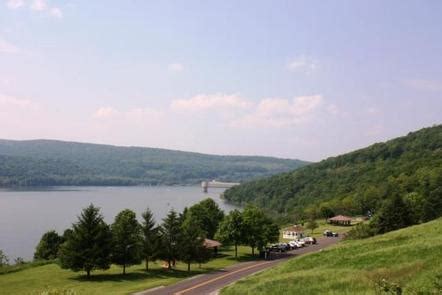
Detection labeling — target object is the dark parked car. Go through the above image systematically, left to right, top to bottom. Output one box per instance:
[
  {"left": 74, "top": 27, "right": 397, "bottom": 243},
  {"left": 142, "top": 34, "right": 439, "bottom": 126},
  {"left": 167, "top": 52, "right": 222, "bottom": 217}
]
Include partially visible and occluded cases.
[{"left": 323, "top": 230, "right": 339, "bottom": 237}]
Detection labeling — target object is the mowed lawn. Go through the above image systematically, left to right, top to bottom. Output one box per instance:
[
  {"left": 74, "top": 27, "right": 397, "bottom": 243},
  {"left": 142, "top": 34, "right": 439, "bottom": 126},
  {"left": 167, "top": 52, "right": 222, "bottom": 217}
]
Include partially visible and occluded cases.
[
  {"left": 223, "top": 218, "right": 442, "bottom": 294},
  {"left": 0, "top": 245, "right": 255, "bottom": 295}
]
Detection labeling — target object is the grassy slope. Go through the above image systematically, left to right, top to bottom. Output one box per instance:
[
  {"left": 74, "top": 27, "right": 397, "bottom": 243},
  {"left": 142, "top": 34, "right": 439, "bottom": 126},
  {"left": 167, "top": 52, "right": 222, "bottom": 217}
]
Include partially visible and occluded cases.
[
  {"left": 0, "top": 139, "right": 308, "bottom": 186},
  {"left": 222, "top": 218, "right": 442, "bottom": 294},
  {"left": 0, "top": 246, "right": 255, "bottom": 295}
]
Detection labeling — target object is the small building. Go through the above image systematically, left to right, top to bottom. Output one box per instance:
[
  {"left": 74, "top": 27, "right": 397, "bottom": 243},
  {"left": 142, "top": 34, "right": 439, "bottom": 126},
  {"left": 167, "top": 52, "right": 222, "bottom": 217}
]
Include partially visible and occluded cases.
[
  {"left": 328, "top": 215, "right": 352, "bottom": 226},
  {"left": 282, "top": 225, "right": 304, "bottom": 239},
  {"left": 204, "top": 238, "right": 222, "bottom": 254}
]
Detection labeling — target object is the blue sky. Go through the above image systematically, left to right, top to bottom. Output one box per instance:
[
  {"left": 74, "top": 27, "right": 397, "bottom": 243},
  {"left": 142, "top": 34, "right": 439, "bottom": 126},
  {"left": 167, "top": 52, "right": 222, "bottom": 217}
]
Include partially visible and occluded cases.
[{"left": 1, "top": 0, "right": 441, "bottom": 161}]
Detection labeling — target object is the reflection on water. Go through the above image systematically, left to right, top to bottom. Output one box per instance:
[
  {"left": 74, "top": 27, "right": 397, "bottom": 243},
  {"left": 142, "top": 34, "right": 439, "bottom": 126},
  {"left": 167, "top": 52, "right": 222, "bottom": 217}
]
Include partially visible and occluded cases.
[{"left": 0, "top": 186, "right": 238, "bottom": 260}]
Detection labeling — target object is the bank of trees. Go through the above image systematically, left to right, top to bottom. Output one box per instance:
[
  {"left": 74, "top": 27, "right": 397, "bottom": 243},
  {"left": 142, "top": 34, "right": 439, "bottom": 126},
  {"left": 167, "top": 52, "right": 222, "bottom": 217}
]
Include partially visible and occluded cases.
[
  {"left": 225, "top": 125, "right": 442, "bottom": 231},
  {"left": 33, "top": 198, "right": 279, "bottom": 278}
]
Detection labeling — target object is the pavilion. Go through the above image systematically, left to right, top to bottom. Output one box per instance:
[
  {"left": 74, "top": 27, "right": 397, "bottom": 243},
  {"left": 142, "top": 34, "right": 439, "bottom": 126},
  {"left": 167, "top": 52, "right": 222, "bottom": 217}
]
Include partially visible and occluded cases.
[{"left": 328, "top": 215, "right": 352, "bottom": 226}]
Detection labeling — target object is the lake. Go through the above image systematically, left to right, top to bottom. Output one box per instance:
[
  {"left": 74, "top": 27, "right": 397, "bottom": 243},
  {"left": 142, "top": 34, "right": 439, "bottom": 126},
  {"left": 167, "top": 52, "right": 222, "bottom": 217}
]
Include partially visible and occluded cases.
[{"left": 0, "top": 186, "right": 238, "bottom": 261}]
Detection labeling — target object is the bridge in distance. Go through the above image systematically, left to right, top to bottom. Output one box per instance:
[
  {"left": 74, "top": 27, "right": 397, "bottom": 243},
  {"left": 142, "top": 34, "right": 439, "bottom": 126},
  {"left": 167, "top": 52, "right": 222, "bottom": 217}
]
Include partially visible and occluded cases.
[{"left": 201, "top": 180, "right": 240, "bottom": 193}]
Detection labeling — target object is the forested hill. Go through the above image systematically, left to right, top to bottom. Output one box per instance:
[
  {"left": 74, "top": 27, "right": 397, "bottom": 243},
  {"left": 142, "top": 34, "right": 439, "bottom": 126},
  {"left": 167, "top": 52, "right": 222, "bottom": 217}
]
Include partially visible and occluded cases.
[
  {"left": 224, "top": 125, "right": 442, "bottom": 217},
  {"left": 0, "top": 140, "right": 308, "bottom": 187}
]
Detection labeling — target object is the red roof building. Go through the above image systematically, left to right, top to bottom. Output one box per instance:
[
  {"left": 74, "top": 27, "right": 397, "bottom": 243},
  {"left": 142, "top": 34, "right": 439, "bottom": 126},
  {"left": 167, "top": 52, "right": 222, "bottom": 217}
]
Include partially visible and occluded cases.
[{"left": 328, "top": 215, "right": 352, "bottom": 226}]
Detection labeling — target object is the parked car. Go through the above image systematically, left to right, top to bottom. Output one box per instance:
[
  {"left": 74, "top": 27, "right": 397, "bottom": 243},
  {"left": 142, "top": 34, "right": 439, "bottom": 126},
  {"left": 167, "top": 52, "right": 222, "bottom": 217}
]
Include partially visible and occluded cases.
[
  {"left": 323, "top": 230, "right": 339, "bottom": 237},
  {"left": 323, "top": 230, "right": 332, "bottom": 237},
  {"left": 304, "top": 237, "right": 317, "bottom": 244},
  {"left": 296, "top": 239, "right": 306, "bottom": 247},
  {"left": 288, "top": 241, "right": 299, "bottom": 249},
  {"left": 269, "top": 243, "right": 289, "bottom": 252}
]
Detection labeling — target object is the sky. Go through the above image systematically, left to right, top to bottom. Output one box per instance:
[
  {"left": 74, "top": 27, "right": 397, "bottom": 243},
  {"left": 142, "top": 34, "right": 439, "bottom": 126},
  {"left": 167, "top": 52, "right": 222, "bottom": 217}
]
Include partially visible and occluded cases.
[{"left": 0, "top": 0, "right": 441, "bottom": 161}]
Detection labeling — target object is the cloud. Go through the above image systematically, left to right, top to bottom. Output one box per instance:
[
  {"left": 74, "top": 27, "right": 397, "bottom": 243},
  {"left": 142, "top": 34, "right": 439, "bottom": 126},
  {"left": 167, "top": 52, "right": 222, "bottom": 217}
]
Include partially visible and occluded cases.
[
  {"left": 6, "top": 0, "right": 24, "bottom": 9},
  {"left": 6, "top": 0, "right": 63, "bottom": 18},
  {"left": 30, "top": 0, "right": 46, "bottom": 11},
  {"left": 49, "top": 7, "right": 62, "bottom": 18},
  {"left": 0, "top": 38, "right": 19, "bottom": 54},
  {"left": 287, "top": 56, "right": 318, "bottom": 74},
  {"left": 168, "top": 63, "right": 184, "bottom": 72},
  {"left": 406, "top": 79, "right": 442, "bottom": 92},
  {"left": 0, "top": 93, "right": 38, "bottom": 110},
  {"left": 171, "top": 93, "right": 252, "bottom": 112},
  {"left": 232, "top": 95, "right": 323, "bottom": 128},
  {"left": 93, "top": 106, "right": 163, "bottom": 121},
  {"left": 93, "top": 107, "right": 119, "bottom": 119}
]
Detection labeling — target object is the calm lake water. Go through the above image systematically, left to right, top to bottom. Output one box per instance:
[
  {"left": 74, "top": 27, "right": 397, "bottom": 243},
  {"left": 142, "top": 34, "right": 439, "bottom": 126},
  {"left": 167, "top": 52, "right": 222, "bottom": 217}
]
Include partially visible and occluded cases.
[{"left": 0, "top": 186, "right": 238, "bottom": 260}]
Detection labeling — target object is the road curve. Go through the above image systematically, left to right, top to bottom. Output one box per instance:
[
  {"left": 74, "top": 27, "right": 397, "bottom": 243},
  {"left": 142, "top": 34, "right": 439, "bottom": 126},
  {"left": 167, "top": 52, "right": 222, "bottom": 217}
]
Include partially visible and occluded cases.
[{"left": 136, "top": 237, "right": 341, "bottom": 295}]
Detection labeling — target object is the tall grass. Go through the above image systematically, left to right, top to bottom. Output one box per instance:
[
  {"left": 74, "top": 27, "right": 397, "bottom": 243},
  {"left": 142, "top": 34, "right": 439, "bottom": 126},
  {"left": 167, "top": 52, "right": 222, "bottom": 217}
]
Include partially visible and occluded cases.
[{"left": 222, "top": 218, "right": 442, "bottom": 294}]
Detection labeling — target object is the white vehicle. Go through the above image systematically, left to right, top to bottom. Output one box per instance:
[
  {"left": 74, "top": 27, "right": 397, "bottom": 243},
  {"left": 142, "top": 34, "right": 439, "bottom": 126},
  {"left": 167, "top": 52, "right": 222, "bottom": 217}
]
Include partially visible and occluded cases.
[
  {"left": 296, "top": 239, "right": 306, "bottom": 247},
  {"left": 288, "top": 241, "right": 299, "bottom": 249}
]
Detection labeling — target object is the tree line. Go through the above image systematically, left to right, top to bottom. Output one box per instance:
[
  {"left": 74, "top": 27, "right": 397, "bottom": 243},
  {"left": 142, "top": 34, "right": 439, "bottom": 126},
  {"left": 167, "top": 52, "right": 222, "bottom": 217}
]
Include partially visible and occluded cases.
[
  {"left": 224, "top": 125, "right": 442, "bottom": 232},
  {"left": 32, "top": 198, "right": 279, "bottom": 278}
]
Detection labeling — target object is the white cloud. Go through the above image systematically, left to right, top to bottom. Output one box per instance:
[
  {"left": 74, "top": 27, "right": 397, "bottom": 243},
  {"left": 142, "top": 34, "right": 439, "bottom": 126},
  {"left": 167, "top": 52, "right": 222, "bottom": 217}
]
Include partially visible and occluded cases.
[
  {"left": 6, "top": 0, "right": 24, "bottom": 9},
  {"left": 7, "top": 0, "right": 63, "bottom": 18},
  {"left": 30, "top": 0, "right": 46, "bottom": 11},
  {"left": 49, "top": 7, "right": 62, "bottom": 18},
  {"left": 0, "top": 38, "right": 19, "bottom": 54},
  {"left": 287, "top": 56, "right": 318, "bottom": 74},
  {"left": 168, "top": 63, "right": 184, "bottom": 72},
  {"left": 0, "top": 93, "right": 37, "bottom": 109},
  {"left": 171, "top": 93, "right": 252, "bottom": 112},
  {"left": 232, "top": 95, "right": 323, "bottom": 128},
  {"left": 93, "top": 106, "right": 163, "bottom": 121},
  {"left": 93, "top": 107, "right": 119, "bottom": 119},
  {"left": 367, "top": 107, "right": 380, "bottom": 115}
]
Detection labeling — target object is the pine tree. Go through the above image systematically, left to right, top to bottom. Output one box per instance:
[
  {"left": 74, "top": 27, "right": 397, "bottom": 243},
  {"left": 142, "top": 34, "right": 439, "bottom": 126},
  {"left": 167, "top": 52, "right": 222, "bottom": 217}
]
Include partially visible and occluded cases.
[
  {"left": 59, "top": 204, "right": 112, "bottom": 278},
  {"left": 141, "top": 208, "right": 159, "bottom": 271},
  {"left": 111, "top": 209, "right": 142, "bottom": 275},
  {"left": 158, "top": 209, "right": 181, "bottom": 270},
  {"left": 180, "top": 216, "right": 205, "bottom": 272}
]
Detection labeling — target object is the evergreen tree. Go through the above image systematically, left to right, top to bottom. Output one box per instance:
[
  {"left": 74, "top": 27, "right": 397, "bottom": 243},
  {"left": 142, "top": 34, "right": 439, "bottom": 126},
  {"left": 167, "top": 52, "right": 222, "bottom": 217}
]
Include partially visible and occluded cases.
[
  {"left": 371, "top": 194, "right": 413, "bottom": 234},
  {"left": 59, "top": 204, "right": 112, "bottom": 278},
  {"left": 141, "top": 208, "right": 159, "bottom": 271},
  {"left": 111, "top": 209, "right": 142, "bottom": 275},
  {"left": 158, "top": 209, "right": 181, "bottom": 269},
  {"left": 215, "top": 209, "right": 244, "bottom": 258},
  {"left": 180, "top": 216, "right": 205, "bottom": 272},
  {"left": 34, "top": 230, "right": 63, "bottom": 260}
]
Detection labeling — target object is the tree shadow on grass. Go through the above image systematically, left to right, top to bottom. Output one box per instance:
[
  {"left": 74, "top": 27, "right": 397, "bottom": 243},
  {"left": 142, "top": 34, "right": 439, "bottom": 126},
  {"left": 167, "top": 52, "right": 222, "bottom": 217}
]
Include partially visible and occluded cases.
[{"left": 69, "top": 268, "right": 204, "bottom": 282}]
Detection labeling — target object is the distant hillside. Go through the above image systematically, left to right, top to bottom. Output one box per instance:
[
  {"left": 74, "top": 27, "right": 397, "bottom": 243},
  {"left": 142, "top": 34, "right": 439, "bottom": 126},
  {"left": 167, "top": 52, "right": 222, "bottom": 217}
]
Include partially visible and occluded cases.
[
  {"left": 224, "top": 125, "right": 442, "bottom": 216},
  {"left": 0, "top": 140, "right": 308, "bottom": 187},
  {"left": 222, "top": 218, "right": 442, "bottom": 294}
]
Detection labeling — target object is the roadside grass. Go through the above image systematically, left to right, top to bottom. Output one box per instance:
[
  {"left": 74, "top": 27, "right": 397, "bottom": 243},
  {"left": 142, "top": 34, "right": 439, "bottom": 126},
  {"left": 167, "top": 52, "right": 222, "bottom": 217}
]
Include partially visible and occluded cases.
[
  {"left": 222, "top": 218, "right": 442, "bottom": 295},
  {"left": 0, "top": 245, "right": 256, "bottom": 295}
]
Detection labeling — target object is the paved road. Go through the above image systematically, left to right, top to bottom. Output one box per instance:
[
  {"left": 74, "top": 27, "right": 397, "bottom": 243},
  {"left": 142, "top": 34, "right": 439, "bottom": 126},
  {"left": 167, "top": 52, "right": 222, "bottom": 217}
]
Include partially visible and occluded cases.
[{"left": 136, "top": 237, "right": 341, "bottom": 295}]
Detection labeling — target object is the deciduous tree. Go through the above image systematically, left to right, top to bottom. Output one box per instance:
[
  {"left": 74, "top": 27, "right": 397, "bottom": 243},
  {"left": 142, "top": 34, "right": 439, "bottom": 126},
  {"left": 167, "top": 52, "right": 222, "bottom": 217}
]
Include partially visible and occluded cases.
[{"left": 111, "top": 209, "right": 143, "bottom": 275}]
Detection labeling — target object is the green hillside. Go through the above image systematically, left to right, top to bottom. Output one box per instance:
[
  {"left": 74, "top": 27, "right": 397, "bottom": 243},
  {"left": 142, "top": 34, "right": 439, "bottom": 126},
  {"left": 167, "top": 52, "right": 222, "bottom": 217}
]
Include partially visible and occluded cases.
[
  {"left": 224, "top": 125, "right": 442, "bottom": 218},
  {"left": 0, "top": 139, "right": 308, "bottom": 187},
  {"left": 222, "top": 218, "right": 442, "bottom": 295}
]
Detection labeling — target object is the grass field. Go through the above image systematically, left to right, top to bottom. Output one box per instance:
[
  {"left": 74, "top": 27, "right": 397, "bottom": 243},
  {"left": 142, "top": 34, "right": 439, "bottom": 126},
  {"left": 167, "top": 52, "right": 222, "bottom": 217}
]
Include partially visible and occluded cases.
[
  {"left": 223, "top": 218, "right": 442, "bottom": 295},
  {"left": 0, "top": 245, "right": 255, "bottom": 295}
]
